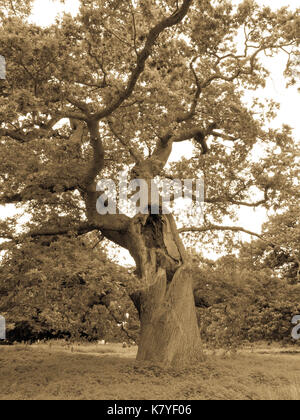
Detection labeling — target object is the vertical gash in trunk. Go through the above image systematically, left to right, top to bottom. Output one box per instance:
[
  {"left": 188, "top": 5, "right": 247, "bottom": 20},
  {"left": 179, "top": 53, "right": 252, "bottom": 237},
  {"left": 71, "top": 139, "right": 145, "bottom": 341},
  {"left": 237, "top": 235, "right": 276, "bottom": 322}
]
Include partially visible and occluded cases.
[{"left": 129, "top": 213, "right": 201, "bottom": 367}]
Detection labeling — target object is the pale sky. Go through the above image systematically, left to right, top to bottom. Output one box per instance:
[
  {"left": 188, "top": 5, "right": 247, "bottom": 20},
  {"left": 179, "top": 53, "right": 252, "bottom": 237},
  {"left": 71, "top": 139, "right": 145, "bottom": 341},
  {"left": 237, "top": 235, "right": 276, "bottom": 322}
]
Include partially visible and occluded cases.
[{"left": 1, "top": 0, "right": 299, "bottom": 262}]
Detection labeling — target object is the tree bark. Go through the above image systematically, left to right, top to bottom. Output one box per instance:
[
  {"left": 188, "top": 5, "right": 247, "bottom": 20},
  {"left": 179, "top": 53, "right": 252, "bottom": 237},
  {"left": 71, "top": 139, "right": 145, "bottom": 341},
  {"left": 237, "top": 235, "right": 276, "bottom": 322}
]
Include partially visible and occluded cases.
[
  {"left": 81, "top": 117, "right": 201, "bottom": 367},
  {"left": 128, "top": 213, "right": 201, "bottom": 367}
]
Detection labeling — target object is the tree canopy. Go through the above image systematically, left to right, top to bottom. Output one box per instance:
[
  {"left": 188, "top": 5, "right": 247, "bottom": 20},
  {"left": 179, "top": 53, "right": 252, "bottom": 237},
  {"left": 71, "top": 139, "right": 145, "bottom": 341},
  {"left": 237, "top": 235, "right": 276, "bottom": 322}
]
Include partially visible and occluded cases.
[{"left": 0, "top": 0, "right": 299, "bottom": 248}]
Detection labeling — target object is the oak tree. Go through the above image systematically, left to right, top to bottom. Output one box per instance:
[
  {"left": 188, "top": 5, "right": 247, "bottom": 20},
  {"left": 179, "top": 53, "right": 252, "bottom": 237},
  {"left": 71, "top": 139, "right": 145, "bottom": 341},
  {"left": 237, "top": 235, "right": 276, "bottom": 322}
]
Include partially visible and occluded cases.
[{"left": 0, "top": 0, "right": 299, "bottom": 365}]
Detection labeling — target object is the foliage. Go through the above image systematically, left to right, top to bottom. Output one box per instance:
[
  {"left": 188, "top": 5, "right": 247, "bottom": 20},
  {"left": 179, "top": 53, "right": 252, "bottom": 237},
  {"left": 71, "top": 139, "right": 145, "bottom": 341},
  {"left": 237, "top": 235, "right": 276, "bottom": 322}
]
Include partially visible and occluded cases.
[
  {"left": 0, "top": 0, "right": 299, "bottom": 250},
  {"left": 260, "top": 205, "right": 300, "bottom": 283},
  {"left": 0, "top": 235, "right": 139, "bottom": 342},
  {"left": 193, "top": 254, "right": 300, "bottom": 348}
]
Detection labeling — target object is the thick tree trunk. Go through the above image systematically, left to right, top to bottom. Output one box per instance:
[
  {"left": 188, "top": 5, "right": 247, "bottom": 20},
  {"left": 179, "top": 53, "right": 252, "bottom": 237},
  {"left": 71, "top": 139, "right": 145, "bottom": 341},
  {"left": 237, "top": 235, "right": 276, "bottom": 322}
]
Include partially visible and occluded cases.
[
  {"left": 128, "top": 213, "right": 201, "bottom": 367},
  {"left": 135, "top": 267, "right": 201, "bottom": 367}
]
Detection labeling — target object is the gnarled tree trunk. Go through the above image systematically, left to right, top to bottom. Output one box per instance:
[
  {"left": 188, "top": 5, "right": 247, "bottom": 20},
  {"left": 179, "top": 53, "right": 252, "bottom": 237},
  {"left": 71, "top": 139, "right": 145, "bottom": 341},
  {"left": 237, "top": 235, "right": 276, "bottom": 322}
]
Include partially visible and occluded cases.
[{"left": 128, "top": 213, "right": 201, "bottom": 367}]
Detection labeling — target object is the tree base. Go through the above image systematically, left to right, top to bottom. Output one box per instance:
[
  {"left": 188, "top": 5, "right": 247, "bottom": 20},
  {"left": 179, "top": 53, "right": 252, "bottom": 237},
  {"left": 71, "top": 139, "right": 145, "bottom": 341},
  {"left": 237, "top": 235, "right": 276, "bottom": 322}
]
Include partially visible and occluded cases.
[{"left": 135, "top": 266, "right": 202, "bottom": 368}]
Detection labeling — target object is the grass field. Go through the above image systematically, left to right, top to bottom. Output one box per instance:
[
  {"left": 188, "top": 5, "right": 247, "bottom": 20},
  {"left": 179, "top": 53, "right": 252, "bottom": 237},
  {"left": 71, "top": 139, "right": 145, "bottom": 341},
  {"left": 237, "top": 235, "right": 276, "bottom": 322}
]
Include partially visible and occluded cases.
[{"left": 1, "top": 342, "right": 300, "bottom": 400}]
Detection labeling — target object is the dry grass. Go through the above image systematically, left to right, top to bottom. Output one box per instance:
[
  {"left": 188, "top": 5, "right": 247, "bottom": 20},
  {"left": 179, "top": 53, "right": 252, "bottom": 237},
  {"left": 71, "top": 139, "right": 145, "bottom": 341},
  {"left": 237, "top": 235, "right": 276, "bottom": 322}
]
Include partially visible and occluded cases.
[{"left": 1, "top": 342, "right": 300, "bottom": 400}]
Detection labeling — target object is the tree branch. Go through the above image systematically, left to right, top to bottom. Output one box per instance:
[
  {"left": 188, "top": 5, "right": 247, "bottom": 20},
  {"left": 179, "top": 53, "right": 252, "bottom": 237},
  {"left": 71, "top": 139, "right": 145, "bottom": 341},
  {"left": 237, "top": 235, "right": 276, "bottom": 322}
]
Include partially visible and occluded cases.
[
  {"left": 93, "top": 0, "right": 193, "bottom": 121},
  {"left": 176, "top": 57, "right": 201, "bottom": 123},
  {"left": 66, "top": 97, "right": 91, "bottom": 116},
  {"left": 0, "top": 116, "right": 61, "bottom": 143},
  {"left": 107, "top": 119, "right": 143, "bottom": 163},
  {"left": 211, "top": 130, "right": 239, "bottom": 142},
  {"left": 0, "top": 184, "right": 78, "bottom": 205},
  {"left": 205, "top": 186, "right": 270, "bottom": 207},
  {"left": 0, "top": 216, "right": 131, "bottom": 248},
  {"left": 179, "top": 224, "right": 263, "bottom": 239}
]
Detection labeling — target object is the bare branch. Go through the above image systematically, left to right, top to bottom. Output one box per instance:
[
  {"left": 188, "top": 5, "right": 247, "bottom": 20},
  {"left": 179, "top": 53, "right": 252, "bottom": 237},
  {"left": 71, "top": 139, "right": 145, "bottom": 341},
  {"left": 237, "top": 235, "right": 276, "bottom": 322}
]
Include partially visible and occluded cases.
[{"left": 179, "top": 224, "right": 263, "bottom": 239}]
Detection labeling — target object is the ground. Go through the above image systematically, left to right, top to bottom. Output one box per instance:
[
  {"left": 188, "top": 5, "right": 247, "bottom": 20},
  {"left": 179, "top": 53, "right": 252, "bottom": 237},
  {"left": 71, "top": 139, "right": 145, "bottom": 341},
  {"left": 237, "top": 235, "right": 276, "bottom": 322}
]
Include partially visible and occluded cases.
[{"left": 1, "top": 342, "right": 300, "bottom": 400}]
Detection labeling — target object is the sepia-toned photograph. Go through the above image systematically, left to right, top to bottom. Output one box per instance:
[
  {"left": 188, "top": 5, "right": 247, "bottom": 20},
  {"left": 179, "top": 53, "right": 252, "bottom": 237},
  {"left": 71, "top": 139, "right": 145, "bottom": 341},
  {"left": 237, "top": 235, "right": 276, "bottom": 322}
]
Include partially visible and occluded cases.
[{"left": 0, "top": 0, "right": 299, "bottom": 403}]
